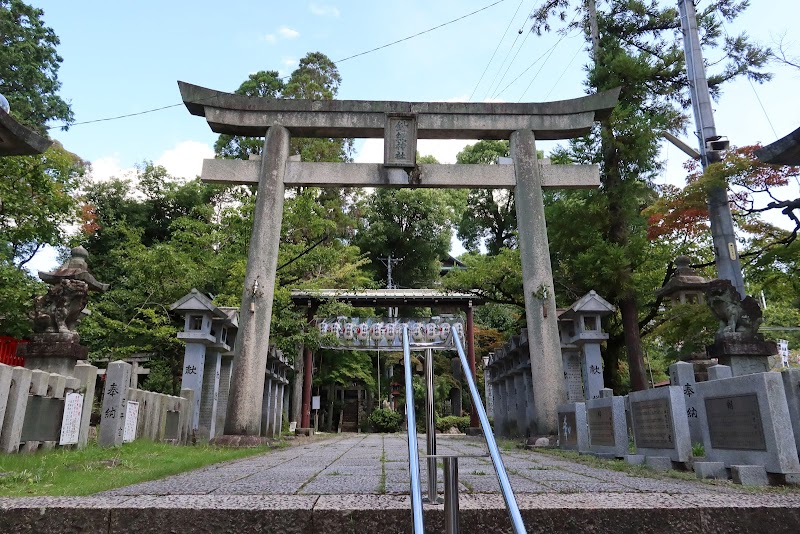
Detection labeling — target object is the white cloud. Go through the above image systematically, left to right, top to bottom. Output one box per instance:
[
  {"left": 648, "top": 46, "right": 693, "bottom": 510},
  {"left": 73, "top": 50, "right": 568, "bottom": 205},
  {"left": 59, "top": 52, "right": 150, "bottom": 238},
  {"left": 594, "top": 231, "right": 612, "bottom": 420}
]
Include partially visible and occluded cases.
[
  {"left": 309, "top": 3, "right": 340, "bottom": 17},
  {"left": 278, "top": 26, "right": 300, "bottom": 39},
  {"left": 261, "top": 34, "right": 277, "bottom": 44},
  {"left": 282, "top": 57, "right": 297, "bottom": 67},
  {"left": 155, "top": 140, "right": 215, "bottom": 180},
  {"left": 417, "top": 140, "right": 473, "bottom": 163},
  {"left": 87, "top": 155, "right": 135, "bottom": 182},
  {"left": 24, "top": 245, "right": 60, "bottom": 276}
]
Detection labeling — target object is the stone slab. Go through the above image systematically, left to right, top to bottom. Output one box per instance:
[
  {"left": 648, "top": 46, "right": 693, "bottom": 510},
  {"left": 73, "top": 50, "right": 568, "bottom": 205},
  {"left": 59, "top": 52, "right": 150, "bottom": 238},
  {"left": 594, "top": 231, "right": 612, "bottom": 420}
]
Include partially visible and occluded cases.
[
  {"left": 98, "top": 361, "right": 131, "bottom": 447},
  {"left": 669, "top": 361, "right": 703, "bottom": 445},
  {"left": 72, "top": 362, "right": 98, "bottom": 448},
  {"left": 0, "top": 364, "right": 12, "bottom": 435},
  {"left": 707, "top": 364, "right": 732, "bottom": 381},
  {"left": 0, "top": 366, "right": 32, "bottom": 453},
  {"left": 782, "top": 369, "right": 800, "bottom": 459},
  {"left": 696, "top": 372, "right": 800, "bottom": 474},
  {"left": 628, "top": 386, "right": 691, "bottom": 463},
  {"left": 585, "top": 395, "right": 628, "bottom": 457},
  {"left": 557, "top": 402, "right": 588, "bottom": 453},
  {"left": 625, "top": 454, "right": 645, "bottom": 466},
  {"left": 645, "top": 456, "right": 674, "bottom": 472},
  {"left": 693, "top": 462, "right": 727, "bottom": 480},
  {"left": 731, "top": 465, "right": 769, "bottom": 486}
]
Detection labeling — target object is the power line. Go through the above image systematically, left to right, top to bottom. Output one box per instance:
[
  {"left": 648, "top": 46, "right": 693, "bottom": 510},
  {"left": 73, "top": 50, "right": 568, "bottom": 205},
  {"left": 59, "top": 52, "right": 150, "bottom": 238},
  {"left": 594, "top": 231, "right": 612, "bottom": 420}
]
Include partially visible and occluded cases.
[
  {"left": 47, "top": 0, "right": 509, "bottom": 131},
  {"left": 336, "top": 0, "right": 509, "bottom": 64},
  {"left": 469, "top": 0, "right": 526, "bottom": 101},
  {"left": 481, "top": 0, "right": 541, "bottom": 100},
  {"left": 496, "top": 12, "right": 579, "bottom": 100},
  {"left": 716, "top": 16, "right": 778, "bottom": 139},
  {"left": 485, "top": 30, "right": 532, "bottom": 99},
  {"left": 492, "top": 38, "right": 558, "bottom": 98},
  {"left": 517, "top": 38, "right": 561, "bottom": 101},
  {"left": 543, "top": 42, "right": 583, "bottom": 100}
]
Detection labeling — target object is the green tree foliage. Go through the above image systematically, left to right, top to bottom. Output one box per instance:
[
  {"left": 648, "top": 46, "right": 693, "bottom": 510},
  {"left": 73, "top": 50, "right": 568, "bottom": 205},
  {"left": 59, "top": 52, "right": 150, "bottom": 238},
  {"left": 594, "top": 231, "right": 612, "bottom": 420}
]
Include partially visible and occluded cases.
[
  {"left": 0, "top": 0, "right": 73, "bottom": 132},
  {"left": 531, "top": 0, "right": 770, "bottom": 391},
  {"left": 0, "top": 1, "right": 78, "bottom": 337},
  {"left": 214, "top": 53, "right": 353, "bottom": 163},
  {"left": 77, "top": 54, "right": 374, "bottom": 392},
  {"left": 213, "top": 71, "right": 285, "bottom": 160},
  {"left": 454, "top": 141, "right": 517, "bottom": 254},
  {"left": 0, "top": 144, "right": 85, "bottom": 336},
  {"left": 1, "top": 144, "right": 85, "bottom": 266},
  {"left": 355, "top": 188, "right": 454, "bottom": 289}
]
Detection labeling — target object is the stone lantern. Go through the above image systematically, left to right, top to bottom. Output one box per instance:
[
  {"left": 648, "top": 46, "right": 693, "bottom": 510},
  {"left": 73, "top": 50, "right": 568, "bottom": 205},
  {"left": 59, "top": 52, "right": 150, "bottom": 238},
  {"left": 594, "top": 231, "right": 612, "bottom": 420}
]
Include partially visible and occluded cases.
[
  {"left": 655, "top": 255, "right": 709, "bottom": 306},
  {"left": 170, "top": 289, "right": 237, "bottom": 440},
  {"left": 558, "top": 290, "right": 615, "bottom": 401}
]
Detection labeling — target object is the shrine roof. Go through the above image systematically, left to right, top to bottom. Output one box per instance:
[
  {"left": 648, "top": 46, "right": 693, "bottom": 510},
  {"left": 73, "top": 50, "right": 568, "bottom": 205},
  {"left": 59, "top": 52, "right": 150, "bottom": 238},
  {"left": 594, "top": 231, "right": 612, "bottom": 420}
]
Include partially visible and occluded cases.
[{"left": 290, "top": 289, "right": 484, "bottom": 308}]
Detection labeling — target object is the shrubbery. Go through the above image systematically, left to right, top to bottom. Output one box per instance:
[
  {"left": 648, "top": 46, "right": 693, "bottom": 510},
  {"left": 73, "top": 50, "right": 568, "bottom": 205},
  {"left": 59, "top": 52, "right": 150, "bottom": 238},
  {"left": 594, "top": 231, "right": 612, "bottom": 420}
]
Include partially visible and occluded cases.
[
  {"left": 368, "top": 408, "right": 402, "bottom": 433},
  {"left": 435, "top": 415, "right": 470, "bottom": 433}
]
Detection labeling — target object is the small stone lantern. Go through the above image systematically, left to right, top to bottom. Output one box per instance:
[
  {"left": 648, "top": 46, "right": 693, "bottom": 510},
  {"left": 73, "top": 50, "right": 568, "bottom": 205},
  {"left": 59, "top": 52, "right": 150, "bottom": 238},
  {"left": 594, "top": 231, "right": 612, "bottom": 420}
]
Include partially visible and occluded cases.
[
  {"left": 655, "top": 255, "right": 709, "bottom": 306},
  {"left": 170, "top": 289, "right": 237, "bottom": 440},
  {"left": 558, "top": 291, "right": 615, "bottom": 401}
]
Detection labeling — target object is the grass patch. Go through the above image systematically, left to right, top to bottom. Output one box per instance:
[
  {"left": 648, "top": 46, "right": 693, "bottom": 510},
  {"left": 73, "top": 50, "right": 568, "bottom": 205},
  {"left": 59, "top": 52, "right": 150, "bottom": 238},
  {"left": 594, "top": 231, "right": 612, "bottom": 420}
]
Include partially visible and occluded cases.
[
  {"left": 0, "top": 439, "right": 271, "bottom": 497},
  {"left": 378, "top": 439, "right": 387, "bottom": 495}
]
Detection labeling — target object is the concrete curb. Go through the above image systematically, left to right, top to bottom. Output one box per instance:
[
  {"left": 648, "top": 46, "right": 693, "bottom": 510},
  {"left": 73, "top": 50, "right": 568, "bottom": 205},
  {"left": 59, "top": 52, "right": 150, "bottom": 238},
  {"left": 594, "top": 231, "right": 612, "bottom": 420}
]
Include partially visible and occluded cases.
[{"left": 3, "top": 492, "right": 800, "bottom": 533}]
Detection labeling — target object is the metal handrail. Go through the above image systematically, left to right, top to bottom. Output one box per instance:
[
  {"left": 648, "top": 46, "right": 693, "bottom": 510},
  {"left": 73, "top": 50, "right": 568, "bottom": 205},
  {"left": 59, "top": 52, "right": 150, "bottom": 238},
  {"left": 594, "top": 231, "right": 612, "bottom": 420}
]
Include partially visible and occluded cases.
[
  {"left": 402, "top": 325, "right": 425, "bottom": 533},
  {"left": 453, "top": 332, "right": 527, "bottom": 534}
]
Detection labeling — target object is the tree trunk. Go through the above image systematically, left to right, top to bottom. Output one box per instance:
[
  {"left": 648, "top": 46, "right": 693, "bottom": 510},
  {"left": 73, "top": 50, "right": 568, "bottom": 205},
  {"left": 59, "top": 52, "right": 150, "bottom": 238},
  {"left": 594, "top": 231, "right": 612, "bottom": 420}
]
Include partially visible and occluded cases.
[{"left": 620, "top": 296, "right": 648, "bottom": 391}]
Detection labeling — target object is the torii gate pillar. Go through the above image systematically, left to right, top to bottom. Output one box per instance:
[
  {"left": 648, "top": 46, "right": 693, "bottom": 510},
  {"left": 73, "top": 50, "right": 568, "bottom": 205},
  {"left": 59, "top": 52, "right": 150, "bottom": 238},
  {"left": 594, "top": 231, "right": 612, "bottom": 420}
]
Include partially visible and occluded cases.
[
  {"left": 224, "top": 125, "right": 289, "bottom": 436},
  {"left": 512, "top": 129, "right": 566, "bottom": 435}
]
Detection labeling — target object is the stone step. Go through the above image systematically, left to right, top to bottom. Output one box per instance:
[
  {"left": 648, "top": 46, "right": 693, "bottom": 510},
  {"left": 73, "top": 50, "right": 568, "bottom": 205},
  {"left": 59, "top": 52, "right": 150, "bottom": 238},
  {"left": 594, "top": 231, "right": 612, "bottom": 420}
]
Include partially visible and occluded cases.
[{"left": 2, "top": 493, "right": 800, "bottom": 533}]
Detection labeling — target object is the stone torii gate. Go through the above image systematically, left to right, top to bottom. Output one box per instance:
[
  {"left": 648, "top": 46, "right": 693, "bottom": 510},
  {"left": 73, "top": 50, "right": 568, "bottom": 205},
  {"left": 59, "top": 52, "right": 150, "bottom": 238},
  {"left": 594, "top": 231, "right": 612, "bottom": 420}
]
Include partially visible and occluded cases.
[{"left": 179, "top": 82, "right": 619, "bottom": 437}]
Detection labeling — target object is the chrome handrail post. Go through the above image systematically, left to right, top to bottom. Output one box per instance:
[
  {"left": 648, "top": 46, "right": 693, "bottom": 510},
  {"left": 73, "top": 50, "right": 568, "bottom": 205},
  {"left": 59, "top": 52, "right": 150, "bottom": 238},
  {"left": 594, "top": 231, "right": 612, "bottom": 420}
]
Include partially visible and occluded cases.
[
  {"left": 403, "top": 325, "right": 425, "bottom": 533},
  {"left": 453, "top": 331, "right": 526, "bottom": 534},
  {"left": 424, "top": 347, "right": 438, "bottom": 503}
]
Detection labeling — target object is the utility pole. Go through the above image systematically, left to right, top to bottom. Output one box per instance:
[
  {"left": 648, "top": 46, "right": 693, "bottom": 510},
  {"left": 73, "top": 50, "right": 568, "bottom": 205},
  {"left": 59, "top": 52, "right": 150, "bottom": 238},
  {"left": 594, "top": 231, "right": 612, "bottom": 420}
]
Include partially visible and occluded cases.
[
  {"left": 678, "top": 0, "right": 746, "bottom": 297},
  {"left": 379, "top": 254, "right": 401, "bottom": 317}
]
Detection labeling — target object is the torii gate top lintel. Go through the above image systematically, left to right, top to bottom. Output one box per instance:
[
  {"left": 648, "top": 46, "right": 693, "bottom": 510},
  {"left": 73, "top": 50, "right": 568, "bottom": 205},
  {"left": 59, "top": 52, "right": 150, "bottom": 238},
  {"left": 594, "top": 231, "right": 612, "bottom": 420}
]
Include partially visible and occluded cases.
[{"left": 178, "top": 81, "right": 620, "bottom": 141}]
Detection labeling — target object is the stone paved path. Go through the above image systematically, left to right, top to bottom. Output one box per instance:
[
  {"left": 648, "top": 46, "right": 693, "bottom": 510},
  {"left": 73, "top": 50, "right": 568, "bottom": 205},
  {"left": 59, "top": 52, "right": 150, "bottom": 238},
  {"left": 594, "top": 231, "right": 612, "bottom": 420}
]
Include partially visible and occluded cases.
[
  {"left": 5, "top": 434, "right": 800, "bottom": 533},
  {"left": 99, "top": 434, "right": 748, "bottom": 497}
]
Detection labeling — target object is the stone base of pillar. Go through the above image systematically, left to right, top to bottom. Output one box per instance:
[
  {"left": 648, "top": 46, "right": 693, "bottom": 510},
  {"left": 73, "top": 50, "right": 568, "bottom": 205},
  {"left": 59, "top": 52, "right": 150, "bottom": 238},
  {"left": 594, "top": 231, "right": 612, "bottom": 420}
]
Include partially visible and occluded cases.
[
  {"left": 20, "top": 333, "right": 88, "bottom": 377},
  {"left": 707, "top": 335, "right": 777, "bottom": 376},
  {"left": 295, "top": 427, "right": 315, "bottom": 437},
  {"left": 466, "top": 427, "right": 482, "bottom": 436},
  {"left": 210, "top": 435, "right": 272, "bottom": 447}
]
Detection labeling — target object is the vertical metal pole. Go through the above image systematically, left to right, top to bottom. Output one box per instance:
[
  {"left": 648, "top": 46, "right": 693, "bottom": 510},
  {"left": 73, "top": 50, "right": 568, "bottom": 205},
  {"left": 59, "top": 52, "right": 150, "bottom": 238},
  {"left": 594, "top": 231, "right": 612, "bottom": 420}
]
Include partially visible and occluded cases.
[
  {"left": 678, "top": 0, "right": 745, "bottom": 297},
  {"left": 466, "top": 305, "right": 479, "bottom": 430},
  {"left": 403, "top": 325, "right": 425, "bottom": 533},
  {"left": 453, "top": 332, "right": 527, "bottom": 534},
  {"left": 424, "top": 347, "right": 438, "bottom": 503},
  {"left": 443, "top": 457, "right": 460, "bottom": 534}
]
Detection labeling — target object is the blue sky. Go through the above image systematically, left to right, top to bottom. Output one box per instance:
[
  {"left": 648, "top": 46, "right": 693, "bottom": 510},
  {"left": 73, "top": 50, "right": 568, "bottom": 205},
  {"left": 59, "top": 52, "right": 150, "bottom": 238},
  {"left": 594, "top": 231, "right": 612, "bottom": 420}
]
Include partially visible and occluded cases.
[{"left": 22, "top": 0, "right": 800, "bottom": 270}]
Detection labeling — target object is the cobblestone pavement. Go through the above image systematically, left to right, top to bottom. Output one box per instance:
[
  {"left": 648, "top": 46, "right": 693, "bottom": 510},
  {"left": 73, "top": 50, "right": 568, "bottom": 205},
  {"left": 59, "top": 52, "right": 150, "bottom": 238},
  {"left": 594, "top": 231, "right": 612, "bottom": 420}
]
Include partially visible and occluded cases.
[{"left": 98, "top": 434, "right": 753, "bottom": 497}]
